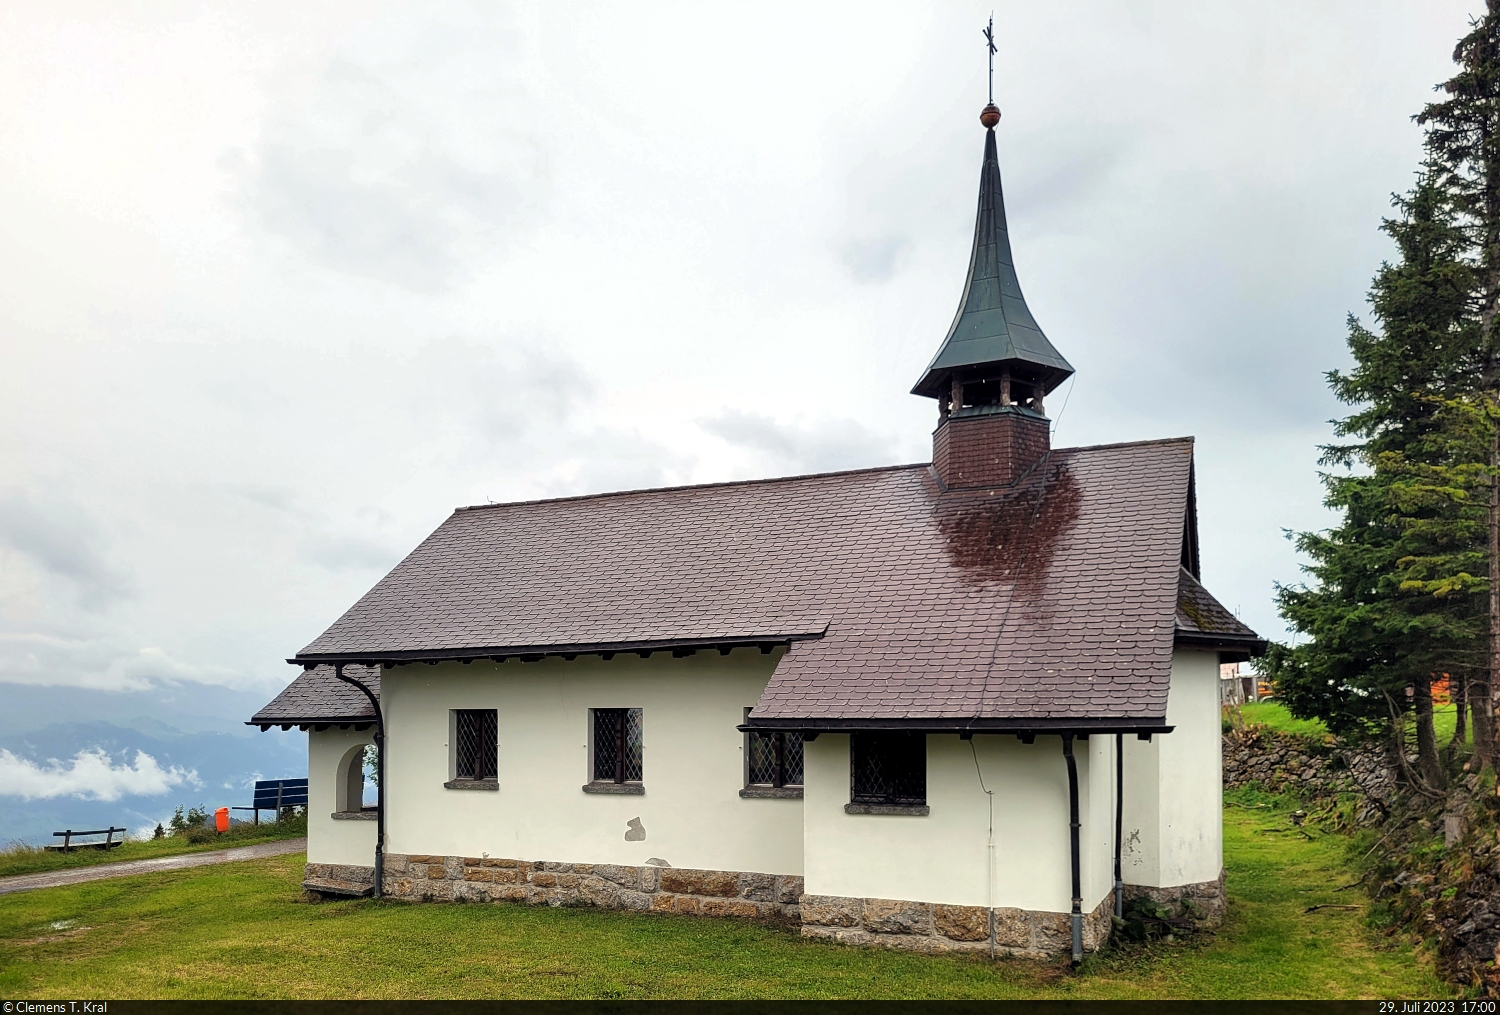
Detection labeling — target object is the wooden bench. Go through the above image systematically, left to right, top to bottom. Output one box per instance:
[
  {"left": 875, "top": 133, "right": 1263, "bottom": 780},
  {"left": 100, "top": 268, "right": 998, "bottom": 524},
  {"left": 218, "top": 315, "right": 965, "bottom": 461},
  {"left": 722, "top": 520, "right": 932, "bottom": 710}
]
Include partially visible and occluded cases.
[{"left": 47, "top": 826, "right": 126, "bottom": 852}]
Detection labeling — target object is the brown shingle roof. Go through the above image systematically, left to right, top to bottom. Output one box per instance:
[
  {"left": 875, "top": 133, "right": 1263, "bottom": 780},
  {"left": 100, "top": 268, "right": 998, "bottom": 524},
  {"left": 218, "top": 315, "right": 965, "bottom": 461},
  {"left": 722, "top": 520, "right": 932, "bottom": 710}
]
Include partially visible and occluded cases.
[
  {"left": 257, "top": 436, "right": 1260, "bottom": 728},
  {"left": 1176, "top": 567, "right": 1259, "bottom": 642},
  {"left": 249, "top": 664, "right": 379, "bottom": 726}
]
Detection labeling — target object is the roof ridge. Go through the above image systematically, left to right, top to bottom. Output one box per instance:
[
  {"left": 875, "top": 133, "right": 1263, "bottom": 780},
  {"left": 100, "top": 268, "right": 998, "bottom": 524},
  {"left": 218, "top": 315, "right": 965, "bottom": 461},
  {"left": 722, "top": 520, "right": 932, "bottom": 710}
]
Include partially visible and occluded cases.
[
  {"left": 1054, "top": 435, "right": 1194, "bottom": 455},
  {"left": 452, "top": 437, "right": 1193, "bottom": 515},
  {"left": 454, "top": 462, "right": 927, "bottom": 513}
]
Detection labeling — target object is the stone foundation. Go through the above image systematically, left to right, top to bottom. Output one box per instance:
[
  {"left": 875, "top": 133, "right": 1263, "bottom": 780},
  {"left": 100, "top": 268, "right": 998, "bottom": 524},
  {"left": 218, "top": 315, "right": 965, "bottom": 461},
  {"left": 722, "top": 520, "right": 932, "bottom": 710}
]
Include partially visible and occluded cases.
[
  {"left": 373, "top": 853, "right": 803, "bottom": 923},
  {"left": 317, "top": 855, "right": 1223, "bottom": 958},
  {"left": 1121, "top": 870, "right": 1227, "bottom": 929},
  {"left": 799, "top": 892, "right": 1114, "bottom": 958}
]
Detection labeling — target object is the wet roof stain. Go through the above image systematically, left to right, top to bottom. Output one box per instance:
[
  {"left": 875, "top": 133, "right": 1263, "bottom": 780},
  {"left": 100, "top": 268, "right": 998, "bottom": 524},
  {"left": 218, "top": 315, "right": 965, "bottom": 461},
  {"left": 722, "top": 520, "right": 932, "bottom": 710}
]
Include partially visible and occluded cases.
[{"left": 934, "top": 457, "right": 1082, "bottom": 597}]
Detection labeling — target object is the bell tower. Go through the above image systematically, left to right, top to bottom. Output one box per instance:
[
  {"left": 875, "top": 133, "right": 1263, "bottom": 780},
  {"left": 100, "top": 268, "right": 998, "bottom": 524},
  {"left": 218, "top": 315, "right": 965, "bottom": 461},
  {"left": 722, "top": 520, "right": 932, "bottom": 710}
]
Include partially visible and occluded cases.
[{"left": 914, "top": 101, "right": 1073, "bottom": 489}]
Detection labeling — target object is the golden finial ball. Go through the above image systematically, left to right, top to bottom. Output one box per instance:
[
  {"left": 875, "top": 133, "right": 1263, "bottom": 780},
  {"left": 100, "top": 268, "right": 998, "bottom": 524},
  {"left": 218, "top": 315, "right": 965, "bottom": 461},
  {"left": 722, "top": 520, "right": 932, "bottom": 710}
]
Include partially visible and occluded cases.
[{"left": 980, "top": 103, "right": 1001, "bottom": 128}]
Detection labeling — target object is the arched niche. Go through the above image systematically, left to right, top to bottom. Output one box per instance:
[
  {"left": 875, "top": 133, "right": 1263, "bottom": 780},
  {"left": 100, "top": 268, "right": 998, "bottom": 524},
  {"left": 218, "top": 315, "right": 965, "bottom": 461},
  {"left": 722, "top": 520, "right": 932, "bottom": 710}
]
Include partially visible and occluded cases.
[{"left": 335, "top": 743, "right": 373, "bottom": 813}]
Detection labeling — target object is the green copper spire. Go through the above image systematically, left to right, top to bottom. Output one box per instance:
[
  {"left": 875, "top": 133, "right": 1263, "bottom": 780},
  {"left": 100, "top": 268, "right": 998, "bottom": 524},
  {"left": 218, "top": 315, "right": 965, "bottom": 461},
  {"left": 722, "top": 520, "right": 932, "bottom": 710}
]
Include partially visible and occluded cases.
[{"left": 912, "top": 114, "right": 1073, "bottom": 405}]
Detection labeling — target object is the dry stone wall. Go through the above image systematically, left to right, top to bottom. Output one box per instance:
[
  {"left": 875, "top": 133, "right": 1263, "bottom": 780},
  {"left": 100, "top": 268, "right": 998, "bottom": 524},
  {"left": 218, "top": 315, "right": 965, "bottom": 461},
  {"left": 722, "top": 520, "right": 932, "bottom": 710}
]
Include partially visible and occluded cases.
[{"left": 1222, "top": 726, "right": 1397, "bottom": 820}]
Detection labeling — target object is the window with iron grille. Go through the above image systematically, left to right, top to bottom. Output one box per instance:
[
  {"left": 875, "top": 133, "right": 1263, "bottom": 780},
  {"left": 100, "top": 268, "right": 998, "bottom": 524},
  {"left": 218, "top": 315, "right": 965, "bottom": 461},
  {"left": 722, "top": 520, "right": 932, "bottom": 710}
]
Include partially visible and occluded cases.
[
  {"left": 591, "top": 708, "right": 643, "bottom": 784},
  {"left": 453, "top": 709, "right": 497, "bottom": 781},
  {"left": 745, "top": 715, "right": 803, "bottom": 788},
  {"left": 850, "top": 732, "right": 925, "bottom": 806}
]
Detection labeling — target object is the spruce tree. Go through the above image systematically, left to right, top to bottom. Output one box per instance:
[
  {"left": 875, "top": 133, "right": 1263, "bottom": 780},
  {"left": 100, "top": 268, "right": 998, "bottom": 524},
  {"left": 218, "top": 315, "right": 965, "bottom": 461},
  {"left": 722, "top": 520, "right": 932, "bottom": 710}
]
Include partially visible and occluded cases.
[
  {"left": 1418, "top": 0, "right": 1500, "bottom": 771},
  {"left": 1269, "top": 174, "right": 1479, "bottom": 789}
]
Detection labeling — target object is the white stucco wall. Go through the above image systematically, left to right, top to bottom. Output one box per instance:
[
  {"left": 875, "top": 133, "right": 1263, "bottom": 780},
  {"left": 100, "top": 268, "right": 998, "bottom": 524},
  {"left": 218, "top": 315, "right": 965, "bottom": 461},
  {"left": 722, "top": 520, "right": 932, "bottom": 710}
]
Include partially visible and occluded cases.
[
  {"left": 303, "top": 644, "right": 1219, "bottom": 900},
  {"left": 1120, "top": 647, "right": 1223, "bottom": 887},
  {"left": 375, "top": 648, "right": 801, "bottom": 875},
  {"left": 307, "top": 725, "right": 377, "bottom": 866},
  {"left": 803, "top": 733, "right": 1114, "bottom": 914}
]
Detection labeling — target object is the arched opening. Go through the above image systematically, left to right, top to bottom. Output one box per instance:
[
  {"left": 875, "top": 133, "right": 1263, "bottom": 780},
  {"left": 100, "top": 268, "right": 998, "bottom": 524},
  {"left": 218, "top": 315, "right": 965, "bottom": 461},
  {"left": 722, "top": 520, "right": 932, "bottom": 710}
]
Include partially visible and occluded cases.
[{"left": 336, "top": 743, "right": 375, "bottom": 813}]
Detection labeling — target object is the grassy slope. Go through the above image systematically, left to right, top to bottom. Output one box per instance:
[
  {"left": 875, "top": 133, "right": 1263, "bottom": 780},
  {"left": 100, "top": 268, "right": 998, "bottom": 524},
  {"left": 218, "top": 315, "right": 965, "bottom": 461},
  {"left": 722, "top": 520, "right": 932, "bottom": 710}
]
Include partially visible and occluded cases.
[
  {"left": 1237, "top": 701, "right": 1461, "bottom": 747},
  {"left": 0, "top": 792, "right": 1446, "bottom": 1000},
  {"left": 0, "top": 819, "right": 307, "bottom": 879}
]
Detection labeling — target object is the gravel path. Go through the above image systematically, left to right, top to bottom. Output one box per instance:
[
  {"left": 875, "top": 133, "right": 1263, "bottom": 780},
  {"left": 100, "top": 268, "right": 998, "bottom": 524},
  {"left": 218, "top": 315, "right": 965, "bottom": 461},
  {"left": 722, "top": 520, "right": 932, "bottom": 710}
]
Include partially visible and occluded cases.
[{"left": 0, "top": 838, "right": 307, "bottom": 896}]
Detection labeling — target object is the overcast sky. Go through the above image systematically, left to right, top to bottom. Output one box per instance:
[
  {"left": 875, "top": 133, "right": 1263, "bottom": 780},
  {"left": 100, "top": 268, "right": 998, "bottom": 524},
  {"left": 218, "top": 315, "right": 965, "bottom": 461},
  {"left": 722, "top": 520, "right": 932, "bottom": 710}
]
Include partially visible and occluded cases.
[{"left": 0, "top": 1, "right": 1480, "bottom": 699}]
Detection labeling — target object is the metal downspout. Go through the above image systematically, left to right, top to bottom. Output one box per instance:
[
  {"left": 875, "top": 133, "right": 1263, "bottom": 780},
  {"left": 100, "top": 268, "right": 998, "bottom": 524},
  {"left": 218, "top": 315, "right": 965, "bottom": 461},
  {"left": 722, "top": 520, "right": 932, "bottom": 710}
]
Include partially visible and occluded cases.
[
  {"left": 333, "top": 664, "right": 384, "bottom": 900},
  {"left": 1114, "top": 732, "right": 1124, "bottom": 920},
  {"left": 1062, "top": 733, "right": 1083, "bottom": 965},
  {"left": 965, "top": 736, "right": 997, "bottom": 958}
]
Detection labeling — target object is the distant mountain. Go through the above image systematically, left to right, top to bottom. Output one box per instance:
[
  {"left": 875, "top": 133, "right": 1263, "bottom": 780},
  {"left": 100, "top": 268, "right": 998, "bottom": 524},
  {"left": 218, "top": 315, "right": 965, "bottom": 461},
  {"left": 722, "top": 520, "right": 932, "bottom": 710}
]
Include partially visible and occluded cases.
[
  {"left": 0, "top": 680, "right": 306, "bottom": 845},
  {"left": 0, "top": 680, "right": 280, "bottom": 738}
]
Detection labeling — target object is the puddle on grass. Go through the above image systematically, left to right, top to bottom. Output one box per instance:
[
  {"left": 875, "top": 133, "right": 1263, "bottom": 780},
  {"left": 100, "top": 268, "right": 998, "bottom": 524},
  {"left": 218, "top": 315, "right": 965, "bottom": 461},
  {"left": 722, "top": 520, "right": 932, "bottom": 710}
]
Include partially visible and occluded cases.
[{"left": 22, "top": 921, "right": 92, "bottom": 945}]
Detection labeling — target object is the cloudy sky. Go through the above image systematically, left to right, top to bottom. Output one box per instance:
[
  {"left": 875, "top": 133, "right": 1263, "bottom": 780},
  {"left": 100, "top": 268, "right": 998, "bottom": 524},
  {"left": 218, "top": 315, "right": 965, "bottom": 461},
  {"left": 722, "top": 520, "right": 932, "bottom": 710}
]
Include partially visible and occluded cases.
[{"left": 0, "top": 1, "right": 1479, "bottom": 702}]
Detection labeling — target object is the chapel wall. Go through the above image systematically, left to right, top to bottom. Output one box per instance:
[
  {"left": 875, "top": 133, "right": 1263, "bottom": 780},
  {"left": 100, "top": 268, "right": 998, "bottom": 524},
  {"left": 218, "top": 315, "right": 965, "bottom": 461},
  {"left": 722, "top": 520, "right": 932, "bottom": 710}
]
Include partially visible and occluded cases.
[
  {"left": 1120, "top": 647, "right": 1224, "bottom": 889},
  {"left": 378, "top": 649, "right": 803, "bottom": 877},
  {"left": 307, "top": 726, "right": 377, "bottom": 867},
  {"left": 801, "top": 732, "right": 1114, "bottom": 915}
]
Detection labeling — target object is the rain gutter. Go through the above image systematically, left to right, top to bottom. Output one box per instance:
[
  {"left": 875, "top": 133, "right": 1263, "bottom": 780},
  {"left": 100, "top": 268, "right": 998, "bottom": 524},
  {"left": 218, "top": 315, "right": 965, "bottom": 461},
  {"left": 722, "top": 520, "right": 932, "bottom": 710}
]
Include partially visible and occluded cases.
[
  {"left": 332, "top": 664, "right": 384, "bottom": 900},
  {"left": 1063, "top": 733, "right": 1083, "bottom": 966}
]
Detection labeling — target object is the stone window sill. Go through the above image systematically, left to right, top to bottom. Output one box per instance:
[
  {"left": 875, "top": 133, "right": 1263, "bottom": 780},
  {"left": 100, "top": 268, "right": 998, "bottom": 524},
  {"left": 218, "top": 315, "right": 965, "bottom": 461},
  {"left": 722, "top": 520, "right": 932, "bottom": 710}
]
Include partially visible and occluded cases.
[
  {"left": 444, "top": 779, "right": 498, "bottom": 791},
  {"left": 582, "top": 781, "right": 645, "bottom": 795},
  {"left": 740, "top": 785, "right": 804, "bottom": 799},
  {"left": 845, "top": 802, "right": 929, "bottom": 816},
  {"left": 330, "top": 809, "right": 378, "bottom": 821}
]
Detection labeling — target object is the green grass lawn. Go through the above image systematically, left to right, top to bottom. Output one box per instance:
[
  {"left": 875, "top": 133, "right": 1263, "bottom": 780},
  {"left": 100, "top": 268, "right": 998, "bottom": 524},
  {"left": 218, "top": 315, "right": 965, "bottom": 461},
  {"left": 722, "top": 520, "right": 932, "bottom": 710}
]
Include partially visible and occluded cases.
[
  {"left": 1237, "top": 700, "right": 1463, "bottom": 748},
  {"left": 1236, "top": 701, "right": 1332, "bottom": 738},
  {"left": 0, "top": 792, "right": 1447, "bottom": 1000},
  {"left": 0, "top": 817, "right": 306, "bottom": 879}
]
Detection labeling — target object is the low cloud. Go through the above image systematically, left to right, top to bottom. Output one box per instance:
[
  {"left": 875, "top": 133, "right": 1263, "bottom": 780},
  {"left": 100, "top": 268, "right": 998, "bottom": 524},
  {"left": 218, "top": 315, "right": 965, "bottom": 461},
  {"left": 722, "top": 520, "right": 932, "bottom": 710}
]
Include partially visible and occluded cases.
[
  {"left": 233, "top": 14, "right": 547, "bottom": 292},
  {"left": 839, "top": 234, "right": 912, "bottom": 284},
  {"left": 699, "top": 410, "right": 897, "bottom": 475},
  {"left": 0, "top": 493, "right": 132, "bottom": 610},
  {"left": 300, "top": 533, "right": 403, "bottom": 573},
  {"left": 0, "top": 635, "right": 236, "bottom": 692},
  {"left": 0, "top": 748, "right": 199, "bottom": 802}
]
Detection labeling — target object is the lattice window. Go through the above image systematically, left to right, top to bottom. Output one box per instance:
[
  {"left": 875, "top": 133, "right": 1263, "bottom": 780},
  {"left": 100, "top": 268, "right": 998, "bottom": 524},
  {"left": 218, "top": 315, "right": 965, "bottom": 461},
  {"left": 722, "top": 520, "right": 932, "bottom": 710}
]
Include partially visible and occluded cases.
[
  {"left": 592, "top": 708, "right": 643, "bottom": 783},
  {"left": 454, "top": 709, "right": 497, "bottom": 781},
  {"left": 747, "top": 730, "right": 804, "bottom": 787},
  {"left": 850, "top": 733, "right": 925, "bottom": 805}
]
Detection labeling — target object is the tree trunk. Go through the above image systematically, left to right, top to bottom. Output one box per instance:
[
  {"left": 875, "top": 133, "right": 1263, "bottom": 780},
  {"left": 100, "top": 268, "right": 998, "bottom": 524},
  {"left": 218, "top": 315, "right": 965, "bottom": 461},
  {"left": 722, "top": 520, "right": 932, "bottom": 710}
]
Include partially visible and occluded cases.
[
  {"left": 1491, "top": 420, "right": 1500, "bottom": 775},
  {"left": 1456, "top": 670, "right": 1468, "bottom": 748},
  {"left": 1414, "top": 672, "right": 1444, "bottom": 790},
  {"left": 1474, "top": 673, "right": 1495, "bottom": 767},
  {"left": 1389, "top": 720, "right": 1412, "bottom": 790}
]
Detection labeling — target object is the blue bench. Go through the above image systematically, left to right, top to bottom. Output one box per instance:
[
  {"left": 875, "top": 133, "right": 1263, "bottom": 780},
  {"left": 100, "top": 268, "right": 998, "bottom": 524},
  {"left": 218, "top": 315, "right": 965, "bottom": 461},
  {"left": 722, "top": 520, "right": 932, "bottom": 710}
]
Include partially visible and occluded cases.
[{"left": 231, "top": 778, "right": 309, "bottom": 824}]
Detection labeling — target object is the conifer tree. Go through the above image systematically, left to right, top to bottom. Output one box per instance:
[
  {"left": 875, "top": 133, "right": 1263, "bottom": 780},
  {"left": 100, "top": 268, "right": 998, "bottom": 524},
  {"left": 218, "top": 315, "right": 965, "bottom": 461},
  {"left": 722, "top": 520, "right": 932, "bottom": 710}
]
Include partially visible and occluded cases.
[
  {"left": 1419, "top": 0, "right": 1500, "bottom": 771},
  {"left": 1269, "top": 174, "right": 1479, "bottom": 789}
]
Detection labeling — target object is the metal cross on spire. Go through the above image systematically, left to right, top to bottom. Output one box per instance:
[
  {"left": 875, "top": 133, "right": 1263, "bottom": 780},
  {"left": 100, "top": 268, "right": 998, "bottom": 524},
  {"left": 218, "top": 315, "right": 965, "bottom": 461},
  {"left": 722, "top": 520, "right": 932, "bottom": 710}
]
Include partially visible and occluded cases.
[{"left": 982, "top": 14, "right": 997, "bottom": 103}]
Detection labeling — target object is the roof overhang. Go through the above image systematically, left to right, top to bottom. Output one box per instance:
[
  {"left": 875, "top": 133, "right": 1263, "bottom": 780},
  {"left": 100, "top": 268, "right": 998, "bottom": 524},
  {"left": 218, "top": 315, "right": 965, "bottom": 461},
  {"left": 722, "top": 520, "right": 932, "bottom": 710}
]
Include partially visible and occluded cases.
[
  {"left": 289, "top": 630, "right": 825, "bottom": 669},
  {"left": 1174, "top": 631, "right": 1268, "bottom": 662},
  {"left": 246, "top": 716, "right": 376, "bottom": 731},
  {"left": 740, "top": 716, "right": 1174, "bottom": 736}
]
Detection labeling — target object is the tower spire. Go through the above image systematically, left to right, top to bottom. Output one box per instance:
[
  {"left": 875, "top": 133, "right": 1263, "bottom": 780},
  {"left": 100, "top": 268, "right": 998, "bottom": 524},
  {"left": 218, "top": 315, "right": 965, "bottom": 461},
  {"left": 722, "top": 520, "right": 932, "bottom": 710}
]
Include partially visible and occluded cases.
[
  {"left": 915, "top": 32, "right": 1074, "bottom": 489},
  {"left": 911, "top": 72, "right": 1073, "bottom": 412}
]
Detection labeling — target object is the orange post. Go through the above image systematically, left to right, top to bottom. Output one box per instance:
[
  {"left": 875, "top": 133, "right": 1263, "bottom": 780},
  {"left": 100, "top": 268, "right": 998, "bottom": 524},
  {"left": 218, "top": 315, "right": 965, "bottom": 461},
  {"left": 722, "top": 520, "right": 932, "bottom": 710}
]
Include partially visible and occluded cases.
[{"left": 215, "top": 807, "right": 229, "bottom": 833}]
